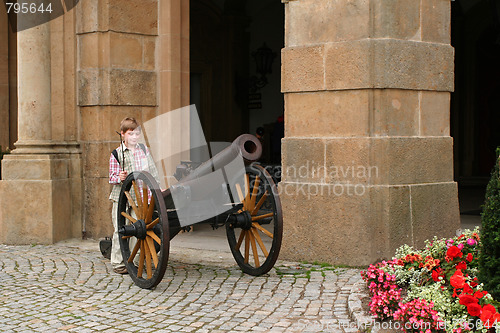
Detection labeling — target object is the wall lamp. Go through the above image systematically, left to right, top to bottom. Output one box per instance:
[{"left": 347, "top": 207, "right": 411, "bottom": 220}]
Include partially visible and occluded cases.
[{"left": 249, "top": 43, "right": 276, "bottom": 92}]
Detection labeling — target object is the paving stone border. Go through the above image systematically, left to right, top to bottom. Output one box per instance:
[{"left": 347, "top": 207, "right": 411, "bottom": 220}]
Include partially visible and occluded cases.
[
  {"left": 346, "top": 278, "right": 401, "bottom": 333},
  {"left": 347, "top": 279, "right": 373, "bottom": 332}
]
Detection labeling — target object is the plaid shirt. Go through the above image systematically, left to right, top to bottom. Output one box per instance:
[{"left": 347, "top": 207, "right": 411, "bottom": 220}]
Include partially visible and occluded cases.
[{"left": 108, "top": 143, "right": 159, "bottom": 202}]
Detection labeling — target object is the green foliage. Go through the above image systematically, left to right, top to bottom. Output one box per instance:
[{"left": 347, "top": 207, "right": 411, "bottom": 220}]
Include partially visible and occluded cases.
[{"left": 479, "top": 147, "right": 500, "bottom": 300}]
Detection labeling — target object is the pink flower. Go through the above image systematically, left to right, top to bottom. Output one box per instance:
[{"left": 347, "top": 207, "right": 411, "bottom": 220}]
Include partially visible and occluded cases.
[{"left": 467, "top": 238, "right": 477, "bottom": 246}]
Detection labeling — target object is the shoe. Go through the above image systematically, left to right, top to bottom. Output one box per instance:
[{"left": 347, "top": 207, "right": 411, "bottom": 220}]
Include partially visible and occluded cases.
[{"left": 113, "top": 266, "right": 128, "bottom": 274}]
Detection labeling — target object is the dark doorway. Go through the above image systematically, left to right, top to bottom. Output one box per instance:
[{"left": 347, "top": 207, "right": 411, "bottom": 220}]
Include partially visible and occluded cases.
[
  {"left": 189, "top": 0, "right": 284, "bottom": 165},
  {"left": 451, "top": 0, "right": 500, "bottom": 216}
]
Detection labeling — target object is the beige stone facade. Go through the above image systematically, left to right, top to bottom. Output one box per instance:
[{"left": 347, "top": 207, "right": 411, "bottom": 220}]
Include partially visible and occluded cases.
[
  {"left": 0, "top": 0, "right": 463, "bottom": 265},
  {"left": 280, "top": 0, "right": 459, "bottom": 264}
]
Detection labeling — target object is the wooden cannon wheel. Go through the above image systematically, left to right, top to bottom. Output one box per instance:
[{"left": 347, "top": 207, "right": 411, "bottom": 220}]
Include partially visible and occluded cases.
[
  {"left": 226, "top": 164, "right": 283, "bottom": 276},
  {"left": 117, "top": 171, "right": 169, "bottom": 289}
]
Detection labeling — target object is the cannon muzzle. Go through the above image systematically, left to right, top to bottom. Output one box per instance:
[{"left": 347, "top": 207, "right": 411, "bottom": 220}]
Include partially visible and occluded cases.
[{"left": 177, "top": 134, "right": 262, "bottom": 183}]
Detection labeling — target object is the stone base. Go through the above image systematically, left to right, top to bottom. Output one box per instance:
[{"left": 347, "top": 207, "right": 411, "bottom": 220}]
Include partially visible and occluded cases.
[
  {"left": 0, "top": 153, "right": 82, "bottom": 244},
  {"left": 279, "top": 182, "right": 460, "bottom": 266}
]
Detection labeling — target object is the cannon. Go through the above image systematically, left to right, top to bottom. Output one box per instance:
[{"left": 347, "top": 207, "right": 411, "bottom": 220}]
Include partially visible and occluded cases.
[{"left": 117, "top": 134, "right": 283, "bottom": 289}]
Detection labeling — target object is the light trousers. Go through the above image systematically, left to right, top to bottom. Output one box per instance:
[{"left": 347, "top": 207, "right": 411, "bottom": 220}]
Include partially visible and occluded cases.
[{"left": 111, "top": 202, "right": 138, "bottom": 269}]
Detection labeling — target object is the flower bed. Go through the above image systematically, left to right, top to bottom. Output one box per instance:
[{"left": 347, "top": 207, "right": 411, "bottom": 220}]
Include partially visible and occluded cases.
[{"left": 361, "top": 228, "right": 500, "bottom": 332}]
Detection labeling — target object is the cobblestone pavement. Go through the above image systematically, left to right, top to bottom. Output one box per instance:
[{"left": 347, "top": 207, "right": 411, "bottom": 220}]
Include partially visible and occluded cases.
[{"left": 0, "top": 240, "right": 365, "bottom": 333}]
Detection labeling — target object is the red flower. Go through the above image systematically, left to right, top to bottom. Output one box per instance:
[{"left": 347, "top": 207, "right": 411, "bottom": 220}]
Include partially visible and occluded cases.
[
  {"left": 447, "top": 246, "right": 463, "bottom": 259},
  {"left": 466, "top": 253, "right": 473, "bottom": 262},
  {"left": 456, "top": 261, "right": 467, "bottom": 270},
  {"left": 432, "top": 268, "right": 444, "bottom": 282},
  {"left": 450, "top": 270, "right": 466, "bottom": 289},
  {"left": 463, "top": 283, "right": 474, "bottom": 294},
  {"left": 474, "top": 291, "right": 485, "bottom": 299},
  {"left": 459, "top": 294, "right": 478, "bottom": 306},
  {"left": 468, "top": 303, "right": 482, "bottom": 317},
  {"left": 480, "top": 304, "right": 497, "bottom": 328},
  {"left": 483, "top": 304, "right": 496, "bottom": 313},
  {"left": 493, "top": 313, "right": 500, "bottom": 326}
]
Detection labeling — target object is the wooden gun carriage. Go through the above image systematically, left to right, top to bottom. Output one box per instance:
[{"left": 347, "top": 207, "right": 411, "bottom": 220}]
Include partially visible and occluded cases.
[{"left": 117, "top": 134, "right": 283, "bottom": 289}]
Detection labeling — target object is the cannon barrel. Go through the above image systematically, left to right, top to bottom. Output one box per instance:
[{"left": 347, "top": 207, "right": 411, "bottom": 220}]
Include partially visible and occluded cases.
[
  {"left": 162, "top": 134, "right": 262, "bottom": 224},
  {"left": 177, "top": 134, "right": 262, "bottom": 184}
]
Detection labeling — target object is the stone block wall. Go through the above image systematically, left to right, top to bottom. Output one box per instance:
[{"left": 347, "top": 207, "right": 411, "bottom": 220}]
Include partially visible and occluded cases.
[
  {"left": 76, "top": 0, "right": 159, "bottom": 238},
  {"left": 77, "top": 0, "right": 189, "bottom": 239},
  {"left": 280, "top": 0, "right": 459, "bottom": 265}
]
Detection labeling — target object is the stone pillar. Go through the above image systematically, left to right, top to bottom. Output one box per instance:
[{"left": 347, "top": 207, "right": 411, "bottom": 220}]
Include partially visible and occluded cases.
[
  {"left": 77, "top": 0, "right": 162, "bottom": 238},
  {"left": 158, "top": 0, "right": 190, "bottom": 179},
  {"left": 159, "top": 0, "right": 190, "bottom": 112},
  {"left": 280, "top": 0, "right": 459, "bottom": 265},
  {"left": 0, "top": 9, "right": 9, "bottom": 150},
  {"left": 0, "top": 10, "right": 82, "bottom": 244},
  {"left": 16, "top": 22, "right": 51, "bottom": 150}
]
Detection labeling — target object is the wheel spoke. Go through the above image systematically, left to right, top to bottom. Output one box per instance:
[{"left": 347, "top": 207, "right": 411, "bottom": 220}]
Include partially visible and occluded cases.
[
  {"left": 244, "top": 174, "right": 250, "bottom": 206},
  {"left": 249, "top": 176, "right": 260, "bottom": 211},
  {"left": 132, "top": 181, "right": 144, "bottom": 219},
  {"left": 235, "top": 183, "right": 245, "bottom": 208},
  {"left": 142, "top": 186, "right": 148, "bottom": 218},
  {"left": 124, "top": 191, "right": 140, "bottom": 218},
  {"left": 251, "top": 191, "right": 269, "bottom": 215},
  {"left": 145, "top": 196, "right": 155, "bottom": 224},
  {"left": 121, "top": 211, "right": 137, "bottom": 223},
  {"left": 252, "top": 212, "right": 274, "bottom": 221},
  {"left": 147, "top": 218, "right": 160, "bottom": 229},
  {"left": 252, "top": 222, "right": 273, "bottom": 239},
  {"left": 251, "top": 227, "right": 269, "bottom": 257},
  {"left": 147, "top": 230, "right": 161, "bottom": 245},
  {"left": 235, "top": 230, "right": 245, "bottom": 250},
  {"left": 249, "top": 230, "right": 260, "bottom": 267},
  {"left": 244, "top": 231, "right": 250, "bottom": 264},
  {"left": 146, "top": 236, "right": 159, "bottom": 268},
  {"left": 128, "top": 240, "right": 141, "bottom": 263},
  {"left": 143, "top": 240, "right": 153, "bottom": 279},
  {"left": 138, "top": 241, "right": 145, "bottom": 278}
]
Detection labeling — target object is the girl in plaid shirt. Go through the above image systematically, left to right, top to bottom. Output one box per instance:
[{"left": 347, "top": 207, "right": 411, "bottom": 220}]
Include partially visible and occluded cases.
[{"left": 109, "top": 117, "right": 159, "bottom": 274}]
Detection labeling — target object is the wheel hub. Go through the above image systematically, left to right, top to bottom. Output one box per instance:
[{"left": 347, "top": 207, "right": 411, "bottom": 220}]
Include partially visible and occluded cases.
[
  {"left": 231, "top": 210, "right": 253, "bottom": 230},
  {"left": 118, "top": 219, "right": 147, "bottom": 240}
]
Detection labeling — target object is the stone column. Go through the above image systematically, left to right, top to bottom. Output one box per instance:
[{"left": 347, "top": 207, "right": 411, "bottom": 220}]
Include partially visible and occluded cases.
[
  {"left": 77, "top": 0, "right": 160, "bottom": 238},
  {"left": 158, "top": 0, "right": 191, "bottom": 183},
  {"left": 280, "top": 0, "right": 459, "bottom": 265},
  {"left": 0, "top": 9, "right": 9, "bottom": 150},
  {"left": 0, "top": 10, "right": 82, "bottom": 244},
  {"left": 15, "top": 22, "right": 52, "bottom": 151}
]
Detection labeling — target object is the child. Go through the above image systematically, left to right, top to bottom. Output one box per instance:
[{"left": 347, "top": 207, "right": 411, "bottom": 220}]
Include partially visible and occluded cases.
[{"left": 108, "top": 117, "right": 159, "bottom": 274}]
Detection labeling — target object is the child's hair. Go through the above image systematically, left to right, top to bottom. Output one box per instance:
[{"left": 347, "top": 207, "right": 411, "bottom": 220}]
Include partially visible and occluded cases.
[{"left": 120, "top": 117, "right": 139, "bottom": 133}]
